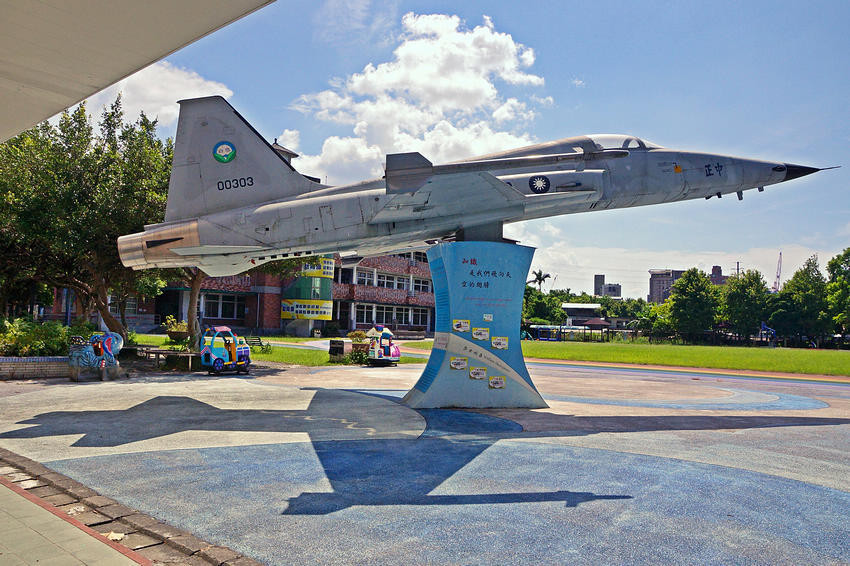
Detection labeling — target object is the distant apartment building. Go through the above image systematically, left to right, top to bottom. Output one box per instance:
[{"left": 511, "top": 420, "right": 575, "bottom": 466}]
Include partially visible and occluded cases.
[
  {"left": 647, "top": 265, "right": 728, "bottom": 303},
  {"left": 709, "top": 265, "right": 729, "bottom": 286},
  {"left": 647, "top": 269, "right": 686, "bottom": 303},
  {"left": 593, "top": 274, "right": 622, "bottom": 298}
]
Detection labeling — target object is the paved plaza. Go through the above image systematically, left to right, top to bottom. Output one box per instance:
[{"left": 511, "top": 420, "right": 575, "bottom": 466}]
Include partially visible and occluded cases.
[{"left": 1, "top": 360, "right": 848, "bottom": 564}]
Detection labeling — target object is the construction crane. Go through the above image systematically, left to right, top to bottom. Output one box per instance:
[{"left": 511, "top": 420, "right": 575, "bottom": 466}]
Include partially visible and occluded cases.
[{"left": 771, "top": 251, "right": 783, "bottom": 293}]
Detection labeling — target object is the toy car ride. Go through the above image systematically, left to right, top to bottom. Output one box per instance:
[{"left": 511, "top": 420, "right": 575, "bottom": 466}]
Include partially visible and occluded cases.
[
  {"left": 367, "top": 325, "right": 400, "bottom": 366},
  {"left": 200, "top": 326, "right": 251, "bottom": 374}
]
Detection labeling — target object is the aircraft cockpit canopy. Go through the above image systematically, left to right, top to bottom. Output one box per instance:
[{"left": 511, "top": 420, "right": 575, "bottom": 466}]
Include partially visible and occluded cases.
[{"left": 588, "top": 134, "right": 663, "bottom": 151}]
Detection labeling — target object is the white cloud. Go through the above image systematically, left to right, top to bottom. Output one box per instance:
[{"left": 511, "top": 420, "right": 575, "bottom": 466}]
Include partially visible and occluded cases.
[
  {"left": 313, "top": 0, "right": 398, "bottom": 47},
  {"left": 289, "top": 12, "right": 549, "bottom": 184},
  {"left": 85, "top": 62, "right": 232, "bottom": 127},
  {"left": 571, "top": 78, "right": 585, "bottom": 88},
  {"left": 530, "top": 95, "right": 554, "bottom": 106},
  {"left": 492, "top": 98, "right": 535, "bottom": 123},
  {"left": 276, "top": 129, "right": 301, "bottom": 151},
  {"left": 296, "top": 136, "right": 384, "bottom": 185},
  {"left": 505, "top": 221, "right": 837, "bottom": 298}
]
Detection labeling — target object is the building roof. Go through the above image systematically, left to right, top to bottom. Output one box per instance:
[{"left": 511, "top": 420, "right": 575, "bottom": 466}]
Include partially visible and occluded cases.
[
  {"left": 0, "top": 0, "right": 272, "bottom": 141},
  {"left": 272, "top": 141, "right": 299, "bottom": 161},
  {"left": 561, "top": 303, "right": 602, "bottom": 310}
]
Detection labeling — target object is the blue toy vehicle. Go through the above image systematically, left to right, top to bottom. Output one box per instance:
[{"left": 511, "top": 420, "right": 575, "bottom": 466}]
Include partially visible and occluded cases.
[{"left": 200, "top": 326, "right": 251, "bottom": 374}]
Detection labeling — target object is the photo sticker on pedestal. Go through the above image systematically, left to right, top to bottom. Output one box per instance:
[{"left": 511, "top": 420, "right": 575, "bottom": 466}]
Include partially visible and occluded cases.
[
  {"left": 452, "top": 319, "right": 470, "bottom": 332},
  {"left": 472, "top": 327, "right": 490, "bottom": 341},
  {"left": 491, "top": 336, "right": 508, "bottom": 350},
  {"left": 449, "top": 357, "right": 468, "bottom": 370},
  {"left": 469, "top": 367, "right": 487, "bottom": 380},
  {"left": 489, "top": 375, "right": 506, "bottom": 389}
]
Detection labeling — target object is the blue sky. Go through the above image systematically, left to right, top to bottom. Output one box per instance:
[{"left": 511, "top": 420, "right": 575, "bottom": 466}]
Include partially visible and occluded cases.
[{"left": 87, "top": 0, "right": 850, "bottom": 298}]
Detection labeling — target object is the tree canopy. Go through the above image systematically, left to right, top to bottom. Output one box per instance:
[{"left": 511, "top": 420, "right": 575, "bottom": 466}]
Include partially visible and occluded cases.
[
  {"left": 0, "top": 96, "right": 172, "bottom": 338},
  {"left": 668, "top": 268, "right": 719, "bottom": 342},
  {"left": 722, "top": 269, "right": 769, "bottom": 340}
]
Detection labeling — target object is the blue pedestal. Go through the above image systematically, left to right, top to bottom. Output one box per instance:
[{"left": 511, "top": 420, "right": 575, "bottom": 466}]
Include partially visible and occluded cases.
[{"left": 402, "top": 242, "right": 548, "bottom": 409}]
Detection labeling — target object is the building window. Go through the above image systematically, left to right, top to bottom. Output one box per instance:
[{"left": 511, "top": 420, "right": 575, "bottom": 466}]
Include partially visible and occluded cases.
[
  {"left": 413, "top": 251, "right": 428, "bottom": 263},
  {"left": 356, "top": 270, "right": 374, "bottom": 286},
  {"left": 376, "top": 274, "right": 395, "bottom": 288},
  {"left": 396, "top": 277, "right": 409, "bottom": 290},
  {"left": 311, "top": 278, "right": 322, "bottom": 299},
  {"left": 413, "top": 278, "right": 431, "bottom": 293},
  {"left": 204, "top": 294, "right": 246, "bottom": 319},
  {"left": 108, "top": 295, "right": 137, "bottom": 315},
  {"left": 355, "top": 304, "right": 372, "bottom": 324},
  {"left": 375, "top": 305, "right": 393, "bottom": 324},
  {"left": 412, "top": 307, "right": 429, "bottom": 326},
  {"left": 396, "top": 308, "right": 410, "bottom": 325}
]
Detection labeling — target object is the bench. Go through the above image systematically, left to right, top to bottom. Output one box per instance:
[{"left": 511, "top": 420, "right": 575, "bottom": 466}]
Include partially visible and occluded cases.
[
  {"left": 245, "top": 335, "right": 272, "bottom": 353},
  {"left": 141, "top": 348, "right": 201, "bottom": 371}
]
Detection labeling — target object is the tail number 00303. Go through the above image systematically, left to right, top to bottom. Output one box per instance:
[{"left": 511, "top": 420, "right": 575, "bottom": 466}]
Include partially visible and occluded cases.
[{"left": 217, "top": 177, "right": 254, "bottom": 190}]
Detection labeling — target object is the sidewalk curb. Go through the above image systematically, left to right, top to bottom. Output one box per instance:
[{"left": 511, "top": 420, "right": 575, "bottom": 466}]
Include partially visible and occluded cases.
[{"left": 0, "top": 447, "right": 263, "bottom": 566}]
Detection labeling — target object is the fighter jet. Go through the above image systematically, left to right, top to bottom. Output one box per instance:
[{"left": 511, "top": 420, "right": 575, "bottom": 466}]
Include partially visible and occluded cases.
[{"left": 118, "top": 96, "right": 831, "bottom": 276}]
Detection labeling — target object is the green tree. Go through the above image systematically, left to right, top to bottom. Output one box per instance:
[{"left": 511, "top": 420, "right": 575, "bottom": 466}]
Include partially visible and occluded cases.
[
  {"left": 0, "top": 96, "right": 173, "bottom": 339},
  {"left": 826, "top": 248, "right": 850, "bottom": 335},
  {"left": 780, "top": 255, "right": 829, "bottom": 342},
  {"left": 669, "top": 268, "right": 718, "bottom": 342},
  {"left": 527, "top": 269, "right": 551, "bottom": 292},
  {"left": 722, "top": 269, "right": 769, "bottom": 340},
  {"left": 766, "top": 293, "right": 800, "bottom": 340},
  {"left": 634, "top": 300, "right": 673, "bottom": 341}
]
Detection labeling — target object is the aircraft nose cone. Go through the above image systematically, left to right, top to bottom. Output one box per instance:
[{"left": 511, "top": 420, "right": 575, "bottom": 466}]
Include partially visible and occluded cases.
[{"left": 781, "top": 163, "right": 820, "bottom": 182}]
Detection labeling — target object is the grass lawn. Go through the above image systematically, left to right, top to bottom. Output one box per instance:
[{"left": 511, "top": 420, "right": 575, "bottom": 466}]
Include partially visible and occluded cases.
[
  {"left": 134, "top": 333, "right": 319, "bottom": 345},
  {"left": 133, "top": 334, "right": 421, "bottom": 367},
  {"left": 134, "top": 334, "right": 169, "bottom": 347},
  {"left": 263, "top": 336, "right": 324, "bottom": 343},
  {"left": 401, "top": 339, "right": 850, "bottom": 377},
  {"left": 252, "top": 347, "right": 422, "bottom": 366}
]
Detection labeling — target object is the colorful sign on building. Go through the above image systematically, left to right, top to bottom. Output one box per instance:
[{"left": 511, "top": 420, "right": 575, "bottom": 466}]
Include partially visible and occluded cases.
[
  {"left": 281, "top": 255, "right": 335, "bottom": 320},
  {"left": 301, "top": 257, "right": 335, "bottom": 278},
  {"left": 281, "top": 299, "right": 333, "bottom": 320}
]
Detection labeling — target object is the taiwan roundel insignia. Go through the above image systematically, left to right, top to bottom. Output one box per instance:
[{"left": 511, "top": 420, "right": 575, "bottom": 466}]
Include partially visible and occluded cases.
[
  {"left": 213, "top": 141, "right": 236, "bottom": 163},
  {"left": 529, "top": 175, "right": 550, "bottom": 194}
]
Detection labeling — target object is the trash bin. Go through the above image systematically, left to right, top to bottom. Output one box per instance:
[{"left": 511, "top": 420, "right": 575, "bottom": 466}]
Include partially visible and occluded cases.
[{"left": 312, "top": 329, "right": 321, "bottom": 338}]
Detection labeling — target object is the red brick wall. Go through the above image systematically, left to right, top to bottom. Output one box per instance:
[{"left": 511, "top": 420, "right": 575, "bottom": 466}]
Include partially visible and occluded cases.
[
  {"left": 357, "top": 255, "right": 431, "bottom": 278},
  {"left": 333, "top": 283, "right": 434, "bottom": 307},
  {"left": 258, "top": 291, "right": 281, "bottom": 330}
]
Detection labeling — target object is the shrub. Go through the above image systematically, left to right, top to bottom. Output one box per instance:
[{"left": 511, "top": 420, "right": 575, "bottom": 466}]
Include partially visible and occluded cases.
[
  {"left": 164, "top": 315, "right": 188, "bottom": 332},
  {"left": 0, "top": 318, "right": 69, "bottom": 356},
  {"left": 68, "top": 318, "right": 96, "bottom": 339},
  {"left": 347, "top": 330, "right": 367, "bottom": 343},
  {"left": 345, "top": 350, "right": 369, "bottom": 365}
]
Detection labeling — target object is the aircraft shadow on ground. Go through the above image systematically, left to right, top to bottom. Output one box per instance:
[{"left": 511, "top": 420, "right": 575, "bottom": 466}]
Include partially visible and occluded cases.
[{"left": 2, "top": 390, "right": 847, "bottom": 515}]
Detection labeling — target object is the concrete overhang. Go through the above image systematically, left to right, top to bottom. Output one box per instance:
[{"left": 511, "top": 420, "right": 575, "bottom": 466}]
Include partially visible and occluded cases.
[{"left": 0, "top": 0, "right": 273, "bottom": 142}]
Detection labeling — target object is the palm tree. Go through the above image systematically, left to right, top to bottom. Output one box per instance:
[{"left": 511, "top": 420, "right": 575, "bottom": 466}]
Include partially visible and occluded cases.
[{"left": 527, "top": 269, "right": 551, "bottom": 292}]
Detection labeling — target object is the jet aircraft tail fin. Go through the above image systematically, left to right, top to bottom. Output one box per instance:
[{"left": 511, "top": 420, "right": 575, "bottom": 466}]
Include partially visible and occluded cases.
[{"left": 164, "top": 96, "right": 320, "bottom": 222}]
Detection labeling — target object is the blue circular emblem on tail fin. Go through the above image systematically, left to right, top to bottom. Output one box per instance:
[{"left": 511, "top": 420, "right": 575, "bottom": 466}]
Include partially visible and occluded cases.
[{"left": 213, "top": 141, "right": 236, "bottom": 163}]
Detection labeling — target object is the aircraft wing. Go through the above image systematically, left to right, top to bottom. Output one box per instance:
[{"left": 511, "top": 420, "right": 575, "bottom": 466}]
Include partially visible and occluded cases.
[{"left": 369, "top": 170, "right": 525, "bottom": 225}]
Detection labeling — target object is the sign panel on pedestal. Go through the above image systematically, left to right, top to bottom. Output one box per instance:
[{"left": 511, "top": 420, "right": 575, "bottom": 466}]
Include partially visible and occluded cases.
[{"left": 402, "top": 242, "right": 547, "bottom": 409}]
